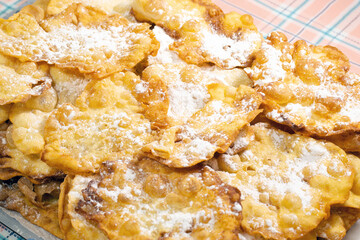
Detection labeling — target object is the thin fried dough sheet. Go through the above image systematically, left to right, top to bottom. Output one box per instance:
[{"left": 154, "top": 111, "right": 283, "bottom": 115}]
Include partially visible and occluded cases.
[
  {"left": 45, "top": 0, "right": 136, "bottom": 19},
  {"left": 46, "top": 0, "right": 126, "bottom": 15},
  {"left": 133, "top": 0, "right": 263, "bottom": 68},
  {"left": 0, "top": 3, "right": 159, "bottom": 78},
  {"left": 147, "top": 25, "right": 255, "bottom": 89},
  {"left": 148, "top": 26, "right": 254, "bottom": 86},
  {"left": 246, "top": 32, "right": 360, "bottom": 137},
  {"left": 0, "top": 52, "right": 51, "bottom": 105},
  {"left": 135, "top": 63, "right": 255, "bottom": 128},
  {"left": 138, "top": 64, "right": 262, "bottom": 167},
  {"left": 0, "top": 65, "right": 51, "bottom": 105},
  {"left": 50, "top": 67, "right": 90, "bottom": 106},
  {"left": 43, "top": 72, "right": 153, "bottom": 174},
  {"left": 0, "top": 88, "right": 64, "bottom": 181},
  {"left": 215, "top": 123, "right": 354, "bottom": 240},
  {"left": 325, "top": 132, "right": 360, "bottom": 153},
  {"left": 342, "top": 154, "right": 360, "bottom": 209},
  {"left": 61, "top": 158, "right": 242, "bottom": 239},
  {"left": 59, "top": 176, "right": 108, "bottom": 240},
  {"left": 0, "top": 177, "right": 63, "bottom": 239},
  {"left": 300, "top": 207, "right": 360, "bottom": 240}
]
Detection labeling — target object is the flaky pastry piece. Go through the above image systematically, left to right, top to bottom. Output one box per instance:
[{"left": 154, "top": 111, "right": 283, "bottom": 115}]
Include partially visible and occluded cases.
[
  {"left": 46, "top": 0, "right": 126, "bottom": 15},
  {"left": 133, "top": 0, "right": 262, "bottom": 68},
  {"left": 0, "top": 3, "right": 159, "bottom": 78},
  {"left": 147, "top": 26, "right": 254, "bottom": 87},
  {"left": 246, "top": 32, "right": 360, "bottom": 137},
  {"left": 0, "top": 53, "right": 50, "bottom": 125},
  {"left": 0, "top": 54, "right": 51, "bottom": 105},
  {"left": 135, "top": 63, "right": 253, "bottom": 128},
  {"left": 50, "top": 67, "right": 90, "bottom": 106},
  {"left": 139, "top": 67, "right": 262, "bottom": 167},
  {"left": 43, "top": 72, "right": 153, "bottom": 174},
  {"left": 1, "top": 88, "right": 63, "bottom": 181},
  {"left": 0, "top": 105, "right": 10, "bottom": 125},
  {"left": 214, "top": 123, "right": 354, "bottom": 240},
  {"left": 325, "top": 131, "right": 360, "bottom": 153},
  {"left": 301, "top": 154, "right": 360, "bottom": 240},
  {"left": 341, "top": 154, "right": 360, "bottom": 209},
  {"left": 60, "top": 158, "right": 242, "bottom": 239},
  {"left": 59, "top": 175, "right": 108, "bottom": 240},
  {"left": 0, "top": 177, "right": 63, "bottom": 239},
  {"left": 300, "top": 207, "right": 360, "bottom": 240}
]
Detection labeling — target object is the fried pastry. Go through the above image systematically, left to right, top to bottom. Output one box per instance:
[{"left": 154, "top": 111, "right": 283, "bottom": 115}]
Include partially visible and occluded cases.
[
  {"left": 1, "top": 0, "right": 360, "bottom": 239},
  {"left": 46, "top": 0, "right": 123, "bottom": 15},
  {"left": 46, "top": 0, "right": 137, "bottom": 19},
  {"left": 133, "top": 0, "right": 262, "bottom": 68},
  {"left": 0, "top": 3, "right": 159, "bottom": 78},
  {"left": 148, "top": 27, "right": 254, "bottom": 87},
  {"left": 246, "top": 32, "right": 360, "bottom": 137},
  {"left": 0, "top": 64, "right": 51, "bottom": 105},
  {"left": 138, "top": 64, "right": 261, "bottom": 167},
  {"left": 50, "top": 67, "right": 90, "bottom": 105},
  {"left": 43, "top": 72, "right": 153, "bottom": 174},
  {"left": 0, "top": 88, "right": 63, "bottom": 181},
  {"left": 0, "top": 105, "right": 10, "bottom": 124},
  {"left": 215, "top": 123, "right": 354, "bottom": 240},
  {"left": 0, "top": 124, "right": 21, "bottom": 179},
  {"left": 325, "top": 132, "right": 360, "bottom": 153},
  {"left": 342, "top": 154, "right": 360, "bottom": 209},
  {"left": 61, "top": 158, "right": 242, "bottom": 239},
  {"left": 59, "top": 175, "right": 108, "bottom": 240},
  {"left": 0, "top": 177, "right": 63, "bottom": 239},
  {"left": 300, "top": 207, "right": 360, "bottom": 240}
]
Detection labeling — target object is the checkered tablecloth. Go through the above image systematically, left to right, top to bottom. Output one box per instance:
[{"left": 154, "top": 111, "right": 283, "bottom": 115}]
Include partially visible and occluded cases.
[{"left": 1, "top": 0, "right": 360, "bottom": 73}]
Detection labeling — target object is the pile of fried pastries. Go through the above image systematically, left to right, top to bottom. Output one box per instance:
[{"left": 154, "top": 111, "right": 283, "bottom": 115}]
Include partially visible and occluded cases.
[{"left": 1, "top": 0, "right": 360, "bottom": 239}]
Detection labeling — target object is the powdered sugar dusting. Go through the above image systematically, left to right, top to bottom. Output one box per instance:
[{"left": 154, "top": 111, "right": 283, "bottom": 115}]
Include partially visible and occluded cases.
[
  {"left": 1, "top": 22, "right": 147, "bottom": 66},
  {"left": 148, "top": 26, "right": 183, "bottom": 64},
  {"left": 201, "top": 29, "right": 261, "bottom": 68},
  {"left": 250, "top": 41, "right": 288, "bottom": 86},
  {"left": 0, "top": 65, "right": 50, "bottom": 103},
  {"left": 167, "top": 81, "right": 209, "bottom": 122},
  {"left": 340, "top": 99, "right": 360, "bottom": 122},
  {"left": 218, "top": 124, "right": 351, "bottom": 237},
  {"left": 76, "top": 162, "right": 241, "bottom": 239}
]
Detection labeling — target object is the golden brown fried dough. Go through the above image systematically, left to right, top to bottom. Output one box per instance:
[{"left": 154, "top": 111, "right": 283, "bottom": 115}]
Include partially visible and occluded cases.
[
  {"left": 46, "top": 0, "right": 123, "bottom": 15},
  {"left": 133, "top": 0, "right": 262, "bottom": 68},
  {"left": 0, "top": 4, "right": 159, "bottom": 78},
  {"left": 246, "top": 32, "right": 360, "bottom": 137},
  {"left": 135, "top": 63, "right": 255, "bottom": 128},
  {"left": 138, "top": 64, "right": 262, "bottom": 167},
  {"left": 0, "top": 65, "right": 51, "bottom": 105},
  {"left": 50, "top": 67, "right": 90, "bottom": 106},
  {"left": 43, "top": 72, "right": 153, "bottom": 174},
  {"left": 0, "top": 89, "right": 62, "bottom": 181},
  {"left": 0, "top": 105, "right": 10, "bottom": 124},
  {"left": 215, "top": 123, "right": 354, "bottom": 240},
  {"left": 325, "top": 132, "right": 360, "bottom": 153},
  {"left": 342, "top": 154, "right": 360, "bottom": 209},
  {"left": 63, "top": 159, "right": 242, "bottom": 239},
  {"left": 58, "top": 176, "right": 108, "bottom": 240},
  {"left": 0, "top": 177, "right": 63, "bottom": 239},
  {"left": 300, "top": 207, "right": 360, "bottom": 240}
]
